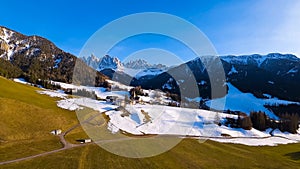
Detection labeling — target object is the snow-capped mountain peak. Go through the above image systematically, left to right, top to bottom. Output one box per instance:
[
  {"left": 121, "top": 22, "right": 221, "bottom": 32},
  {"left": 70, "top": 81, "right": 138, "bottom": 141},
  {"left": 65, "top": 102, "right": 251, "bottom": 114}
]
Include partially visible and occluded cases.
[
  {"left": 221, "top": 53, "right": 299, "bottom": 67},
  {"left": 82, "top": 54, "right": 123, "bottom": 71},
  {"left": 82, "top": 55, "right": 170, "bottom": 79},
  {"left": 97, "top": 55, "right": 123, "bottom": 71},
  {"left": 124, "top": 59, "right": 150, "bottom": 69},
  {"left": 124, "top": 59, "right": 168, "bottom": 70}
]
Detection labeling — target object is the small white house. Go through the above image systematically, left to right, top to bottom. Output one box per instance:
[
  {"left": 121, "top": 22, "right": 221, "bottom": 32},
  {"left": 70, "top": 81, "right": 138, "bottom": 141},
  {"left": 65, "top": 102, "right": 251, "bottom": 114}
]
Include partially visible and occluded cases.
[
  {"left": 50, "top": 129, "right": 62, "bottom": 135},
  {"left": 77, "top": 139, "right": 92, "bottom": 144},
  {"left": 84, "top": 139, "right": 92, "bottom": 143}
]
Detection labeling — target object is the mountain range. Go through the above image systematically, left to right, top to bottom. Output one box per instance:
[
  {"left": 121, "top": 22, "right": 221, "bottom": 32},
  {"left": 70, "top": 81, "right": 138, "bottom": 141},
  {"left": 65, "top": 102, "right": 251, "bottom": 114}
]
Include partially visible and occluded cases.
[
  {"left": 1, "top": 25, "right": 300, "bottom": 105},
  {"left": 82, "top": 53, "right": 300, "bottom": 102},
  {"left": 82, "top": 54, "right": 168, "bottom": 71}
]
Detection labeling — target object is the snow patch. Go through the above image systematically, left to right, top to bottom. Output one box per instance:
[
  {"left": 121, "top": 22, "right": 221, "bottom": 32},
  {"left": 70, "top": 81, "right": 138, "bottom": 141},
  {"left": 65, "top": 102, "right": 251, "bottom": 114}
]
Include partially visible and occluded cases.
[
  {"left": 54, "top": 58, "right": 62, "bottom": 68},
  {"left": 228, "top": 65, "right": 238, "bottom": 75},
  {"left": 287, "top": 67, "right": 298, "bottom": 74},
  {"left": 13, "top": 78, "right": 30, "bottom": 85},
  {"left": 198, "top": 80, "right": 207, "bottom": 85},
  {"left": 207, "top": 83, "right": 280, "bottom": 119},
  {"left": 37, "top": 90, "right": 67, "bottom": 99},
  {"left": 263, "top": 93, "right": 272, "bottom": 99},
  {"left": 57, "top": 99, "right": 83, "bottom": 111},
  {"left": 209, "top": 137, "right": 297, "bottom": 146}
]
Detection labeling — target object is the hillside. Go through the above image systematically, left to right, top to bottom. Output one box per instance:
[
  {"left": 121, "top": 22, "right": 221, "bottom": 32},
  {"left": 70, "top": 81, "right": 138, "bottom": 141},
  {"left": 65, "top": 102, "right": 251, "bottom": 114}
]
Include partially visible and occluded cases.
[
  {"left": 0, "top": 26, "right": 107, "bottom": 86},
  {"left": 133, "top": 53, "right": 300, "bottom": 102},
  {"left": 0, "top": 76, "right": 82, "bottom": 161}
]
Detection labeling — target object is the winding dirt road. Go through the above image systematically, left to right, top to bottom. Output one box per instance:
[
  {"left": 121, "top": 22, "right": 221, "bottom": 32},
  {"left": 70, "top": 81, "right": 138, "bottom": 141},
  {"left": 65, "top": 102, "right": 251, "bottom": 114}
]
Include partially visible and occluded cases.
[{"left": 0, "top": 109, "right": 114, "bottom": 166}]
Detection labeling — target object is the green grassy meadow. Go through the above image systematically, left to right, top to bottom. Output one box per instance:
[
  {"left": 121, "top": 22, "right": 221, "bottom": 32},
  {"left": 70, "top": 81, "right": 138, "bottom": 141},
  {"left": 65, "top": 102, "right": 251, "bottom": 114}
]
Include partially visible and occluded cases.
[
  {"left": 0, "top": 77, "right": 78, "bottom": 161},
  {"left": 1, "top": 139, "right": 300, "bottom": 169}
]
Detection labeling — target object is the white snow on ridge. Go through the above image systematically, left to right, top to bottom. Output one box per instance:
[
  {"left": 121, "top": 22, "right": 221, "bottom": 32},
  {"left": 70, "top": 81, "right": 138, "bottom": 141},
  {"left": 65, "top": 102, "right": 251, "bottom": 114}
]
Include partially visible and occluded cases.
[
  {"left": 0, "top": 28, "right": 15, "bottom": 60},
  {"left": 1, "top": 28, "right": 13, "bottom": 43},
  {"left": 7, "top": 50, "right": 14, "bottom": 60},
  {"left": 221, "top": 54, "right": 297, "bottom": 67},
  {"left": 54, "top": 58, "right": 62, "bottom": 68},
  {"left": 257, "top": 58, "right": 267, "bottom": 67},
  {"left": 228, "top": 65, "right": 238, "bottom": 75},
  {"left": 121, "top": 67, "right": 165, "bottom": 79},
  {"left": 287, "top": 67, "right": 298, "bottom": 74},
  {"left": 135, "top": 68, "right": 165, "bottom": 79},
  {"left": 13, "top": 78, "right": 30, "bottom": 85},
  {"left": 13, "top": 78, "right": 43, "bottom": 88},
  {"left": 162, "top": 78, "right": 174, "bottom": 90},
  {"left": 206, "top": 83, "right": 299, "bottom": 119},
  {"left": 37, "top": 90, "right": 67, "bottom": 99},
  {"left": 263, "top": 93, "right": 272, "bottom": 99},
  {"left": 264, "top": 97, "right": 300, "bottom": 106}
]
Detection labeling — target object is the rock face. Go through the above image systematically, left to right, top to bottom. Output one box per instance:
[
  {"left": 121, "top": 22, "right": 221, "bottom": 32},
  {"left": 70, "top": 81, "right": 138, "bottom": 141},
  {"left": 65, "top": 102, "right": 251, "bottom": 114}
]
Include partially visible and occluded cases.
[{"left": 0, "top": 26, "right": 107, "bottom": 85}]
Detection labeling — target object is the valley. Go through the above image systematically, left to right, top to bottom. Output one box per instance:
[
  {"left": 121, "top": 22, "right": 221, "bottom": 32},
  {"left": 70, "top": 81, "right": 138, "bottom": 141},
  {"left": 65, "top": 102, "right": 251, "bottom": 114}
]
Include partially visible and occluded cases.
[{"left": 0, "top": 77, "right": 300, "bottom": 168}]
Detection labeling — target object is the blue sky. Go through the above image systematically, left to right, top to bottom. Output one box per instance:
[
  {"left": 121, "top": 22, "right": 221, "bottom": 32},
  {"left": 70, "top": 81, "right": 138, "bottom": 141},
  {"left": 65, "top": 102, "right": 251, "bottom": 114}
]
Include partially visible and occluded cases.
[{"left": 1, "top": 0, "right": 300, "bottom": 63}]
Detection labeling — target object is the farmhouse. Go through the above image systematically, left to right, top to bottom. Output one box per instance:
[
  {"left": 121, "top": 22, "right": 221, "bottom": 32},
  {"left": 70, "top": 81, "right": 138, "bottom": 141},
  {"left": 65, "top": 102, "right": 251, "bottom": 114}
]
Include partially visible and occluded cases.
[
  {"left": 106, "top": 96, "right": 118, "bottom": 103},
  {"left": 50, "top": 129, "right": 62, "bottom": 135}
]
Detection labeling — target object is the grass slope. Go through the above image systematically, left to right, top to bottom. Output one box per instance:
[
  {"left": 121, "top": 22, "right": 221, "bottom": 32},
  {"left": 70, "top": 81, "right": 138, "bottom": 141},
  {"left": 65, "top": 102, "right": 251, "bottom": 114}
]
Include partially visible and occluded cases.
[
  {"left": 0, "top": 77, "right": 78, "bottom": 161},
  {"left": 1, "top": 140, "right": 300, "bottom": 169}
]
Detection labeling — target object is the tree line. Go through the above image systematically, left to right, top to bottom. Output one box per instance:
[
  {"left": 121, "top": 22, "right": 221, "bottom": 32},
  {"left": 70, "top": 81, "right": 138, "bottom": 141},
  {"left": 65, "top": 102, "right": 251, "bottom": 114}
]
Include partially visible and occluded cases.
[{"left": 223, "top": 110, "right": 299, "bottom": 134}]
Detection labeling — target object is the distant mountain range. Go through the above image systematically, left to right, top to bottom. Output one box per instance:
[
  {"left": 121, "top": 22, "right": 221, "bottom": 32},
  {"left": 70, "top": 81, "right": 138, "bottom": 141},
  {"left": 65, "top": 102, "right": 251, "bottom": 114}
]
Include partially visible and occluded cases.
[
  {"left": 1, "top": 25, "right": 299, "bottom": 103},
  {"left": 81, "top": 53, "right": 300, "bottom": 102},
  {"left": 82, "top": 54, "right": 168, "bottom": 71},
  {"left": 81, "top": 55, "right": 169, "bottom": 82}
]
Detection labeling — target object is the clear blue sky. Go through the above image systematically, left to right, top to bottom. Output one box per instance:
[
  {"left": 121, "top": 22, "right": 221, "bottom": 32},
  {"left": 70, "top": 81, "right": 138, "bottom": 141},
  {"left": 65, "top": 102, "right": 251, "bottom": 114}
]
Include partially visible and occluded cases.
[{"left": 1, "top": 0, "right": 299, "bottom": 62}]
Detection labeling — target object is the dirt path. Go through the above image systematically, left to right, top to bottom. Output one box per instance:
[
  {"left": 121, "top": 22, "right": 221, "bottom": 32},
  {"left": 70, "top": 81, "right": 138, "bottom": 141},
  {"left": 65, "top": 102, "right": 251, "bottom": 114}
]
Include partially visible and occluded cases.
[{"left": 0, "top": 109, "right": 114, "bottom": 166}]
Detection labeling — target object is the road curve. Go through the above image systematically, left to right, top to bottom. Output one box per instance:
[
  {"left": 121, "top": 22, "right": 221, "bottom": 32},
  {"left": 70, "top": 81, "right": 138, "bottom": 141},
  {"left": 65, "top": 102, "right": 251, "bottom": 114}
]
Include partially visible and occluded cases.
[{"left": 0, "top": 109, "right": 114, "bottom": 166}]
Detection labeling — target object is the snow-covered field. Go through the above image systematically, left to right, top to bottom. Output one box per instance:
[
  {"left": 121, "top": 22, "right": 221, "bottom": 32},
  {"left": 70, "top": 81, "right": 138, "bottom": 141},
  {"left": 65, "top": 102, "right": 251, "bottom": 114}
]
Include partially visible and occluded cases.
[
  {"left": 14, "top": 78, "right": 300, "bottom": 146},
  {"left": 206, "top": 83, "right": 300, "bottom": 119},
  {"left": 56, "top": 94, "right": 300, "bottom": 146}
]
